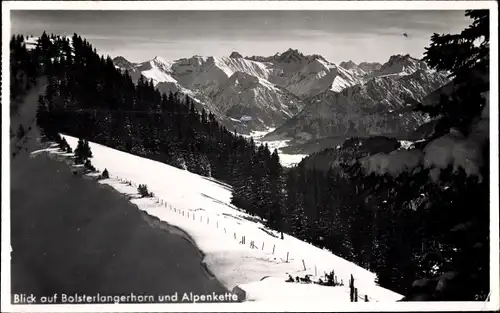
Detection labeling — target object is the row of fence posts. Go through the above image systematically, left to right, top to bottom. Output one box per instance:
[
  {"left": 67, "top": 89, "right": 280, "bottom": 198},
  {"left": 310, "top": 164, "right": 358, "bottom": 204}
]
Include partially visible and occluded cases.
[
  {"left": 113, "top": 174, "right": 370, "bottom": 302},
  {"left": 113, "top": 174, "right": 286, "bottom": 259},
  {"left": 349, "top": 274, "right": 369, "bottom": 302}
]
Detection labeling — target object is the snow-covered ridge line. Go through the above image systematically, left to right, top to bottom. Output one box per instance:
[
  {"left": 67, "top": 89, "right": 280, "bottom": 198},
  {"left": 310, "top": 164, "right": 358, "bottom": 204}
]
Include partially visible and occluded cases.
[
  {"left": 110, "top": 48, "right": 372, "bottom": 132},
  {"left": 111, "top": 49, "right": 442, "bottom": 135},
  {"left": 35, "top": 134, "right": 403, "bottom": 302}
]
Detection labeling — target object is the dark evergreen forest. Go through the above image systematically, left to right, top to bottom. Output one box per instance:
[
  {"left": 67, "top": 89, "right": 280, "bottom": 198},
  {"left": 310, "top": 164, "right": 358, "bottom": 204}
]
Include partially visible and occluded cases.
[{"left": 10, "top": 10, "right": 490, "bottom": 300}]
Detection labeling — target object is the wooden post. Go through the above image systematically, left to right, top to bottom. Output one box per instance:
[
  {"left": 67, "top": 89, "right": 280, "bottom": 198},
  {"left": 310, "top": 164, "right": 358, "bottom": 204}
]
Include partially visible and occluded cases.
[
  {"left": 207, "top": 217, "right": 209, "bottom": 225},
  {"left": 217, "top": 221, "right": 218, "bottom": 228},
  {"left": 224, "top": 228, "right": 226, "bottom": 233},
  {"left": 234, "top": 232, "right": 236, "bottom": 239},
  {"left": 262, "top": 242, "right": 264, "bottom": 250},
  {"left": 272, "top": 245, "right": 275, "bottom": 254},
  {"left": 286, "top": 252, "right": 289, "bottom": 263},
  {"left": 302, "top": 259, "right": 306, "bottom": 271},
  {"left": 315, "top": 266, "right": 317, "bottom": 277},
  {"left": 350, "top": 275, "right": 354, "bottom": 302},
  {"left": 354, "top": 288, "right": 358, "bottom": 302},
  {"left": 364, "top": 295, "right": 368, "bottom": 302}
]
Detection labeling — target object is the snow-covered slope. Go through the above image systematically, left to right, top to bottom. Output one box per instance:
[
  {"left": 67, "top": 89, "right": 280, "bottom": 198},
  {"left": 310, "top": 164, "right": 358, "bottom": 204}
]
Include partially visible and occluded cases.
[
  {"left": 247, "top": 49, "right": 362, "bottom": 97},
  {"left": 114, "top": 54, "right": 302, "bottom": 132},
  {"left": 370, "top": 54, "right": 429, "bottom": 78},
  {"left": 172, "top": 55, "right": 271, "bottom": 93},
  {"left": 265, "top": 55, "right": 450, "bottom": 143},
  {"left": 339, "top": 60, "right": 370, "bottom": 79},
  {"left": 339, "top": 60, "right": 384, "bottom": 81},
  {"left": 212, "top": 71, "right": 304, "bottom": 130},
  {"left": 40, "top": 135, "right": 402, "bottom": 302}
]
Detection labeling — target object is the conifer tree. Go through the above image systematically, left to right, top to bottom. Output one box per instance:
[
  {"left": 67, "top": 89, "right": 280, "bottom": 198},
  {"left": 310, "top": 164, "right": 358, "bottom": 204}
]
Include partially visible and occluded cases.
[
  {"left": 419, "top": 9, "right": 489, "bottom": 133},
  {"left": 74, "top": 138, "right": 89, "bottom": 163},
  {"left": 84, "top": 140, "right": 93, "bottom": 158},
  {"left": 102, "top": 168, "right": 109, "bottom": 179}
]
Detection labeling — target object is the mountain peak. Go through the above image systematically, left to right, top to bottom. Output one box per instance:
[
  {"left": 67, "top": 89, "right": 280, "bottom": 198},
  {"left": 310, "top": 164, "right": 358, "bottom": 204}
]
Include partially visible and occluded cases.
[
  {"left": 276, "top": 48, "right": 306, "bottom": 63},
  {"left": 244, "top": 49, "right": 327, "bottom": 64},
  {"left": 229, "top": 51, "right": 243, "bottom": 59},
  {"left": 374, "top": 54, "right": 427, "bottom": 76},
  {"left": 385, "top": 54, "right": 423, "bottom": 67},
  {"left": 387, "top": 54, "right": 413, "bottom": 62},
  {"left": 153, "top": 55, "right": 166, "bottom": 62},
  {"left": 112, "top": 56, "right": 133, "bottom": 68},
  {"left": 113, "top": 56, "right": 130, "bottom": 63},
  {"left": 150, "top": 56, "right": 174, "bottom": 72},
  {"left": 339, "top": 60, "right": 358, "bottom": 69},
  {"left": 358, "top": 62, "right": 383, "bottom": 73}
]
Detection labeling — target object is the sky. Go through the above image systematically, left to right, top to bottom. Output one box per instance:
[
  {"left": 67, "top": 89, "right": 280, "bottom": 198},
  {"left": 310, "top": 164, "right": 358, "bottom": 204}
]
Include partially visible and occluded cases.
[{"left": 10, "top": 10, "right": 472, "bottom": 64}]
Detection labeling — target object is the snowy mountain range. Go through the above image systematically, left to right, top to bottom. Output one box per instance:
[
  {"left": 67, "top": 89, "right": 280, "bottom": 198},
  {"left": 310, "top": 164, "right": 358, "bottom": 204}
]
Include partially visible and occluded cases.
[
  {"left": 113, "top": 49, "right": 372, "bottom": 133},
  {"left": 113, "top": 51, "right": 449, "bottom": 138},
  {"left": 264, "top": 55, "right": 450, "bottom": 143}
]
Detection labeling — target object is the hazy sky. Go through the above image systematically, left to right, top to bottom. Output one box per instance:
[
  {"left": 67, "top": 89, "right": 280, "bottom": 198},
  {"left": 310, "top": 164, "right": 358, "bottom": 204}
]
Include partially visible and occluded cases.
[{"left": 11, "top": 10, "right": 472, "bottom": 64}]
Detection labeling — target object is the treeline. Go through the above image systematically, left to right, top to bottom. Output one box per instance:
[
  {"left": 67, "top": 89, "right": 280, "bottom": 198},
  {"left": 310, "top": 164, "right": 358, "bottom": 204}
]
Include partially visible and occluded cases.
[
  {"left": 10, "top": 9, "right": 489, "bottom": 300},
  {"left": 16, "top": 31, "right": 286, "bottom": 235}
]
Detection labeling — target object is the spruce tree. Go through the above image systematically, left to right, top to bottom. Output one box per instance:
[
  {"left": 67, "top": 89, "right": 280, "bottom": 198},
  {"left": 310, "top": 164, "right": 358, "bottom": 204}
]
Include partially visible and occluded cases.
[
  {"left": 419, "top": 9, "right": 489, "bottom": 134},
  {"left": 74, "top": 138, "right": 86, "bottom": 163},
  {"left": 84, "top": 140, "right": 93, "bottom": 158},
  {"left": 102, "top": 168, "right": 109, "bottom": 179}
]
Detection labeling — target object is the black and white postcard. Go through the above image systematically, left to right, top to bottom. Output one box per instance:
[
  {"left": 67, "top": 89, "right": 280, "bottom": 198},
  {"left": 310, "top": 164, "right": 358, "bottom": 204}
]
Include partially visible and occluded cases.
[{"left": 2, "top": 1, "right": 498, "bottom": 312}]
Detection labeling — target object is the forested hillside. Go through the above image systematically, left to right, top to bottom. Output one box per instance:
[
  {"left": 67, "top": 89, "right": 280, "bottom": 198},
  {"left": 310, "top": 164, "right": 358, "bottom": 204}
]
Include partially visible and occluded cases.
[
  {"left": 10, "top": 9, "right": 490, "bottom": 301},
  {"left": 280, "top": 10, "right": 490, "bottom": 300}
]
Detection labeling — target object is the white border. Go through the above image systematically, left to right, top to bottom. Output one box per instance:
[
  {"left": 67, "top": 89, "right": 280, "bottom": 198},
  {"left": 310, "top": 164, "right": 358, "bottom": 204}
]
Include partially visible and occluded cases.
[{"left": 2, "top": 1, "right": 498, "bottom": 312}]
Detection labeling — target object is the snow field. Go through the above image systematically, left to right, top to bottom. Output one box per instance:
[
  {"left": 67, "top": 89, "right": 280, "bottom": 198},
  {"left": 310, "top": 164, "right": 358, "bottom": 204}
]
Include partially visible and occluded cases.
[{"left": 34, "top": 135, "right": 403, "bottom": 302}]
